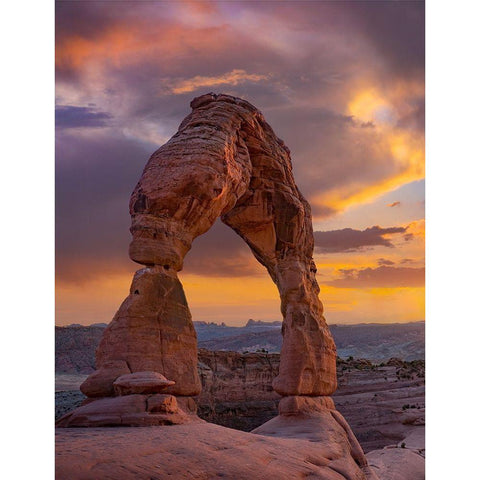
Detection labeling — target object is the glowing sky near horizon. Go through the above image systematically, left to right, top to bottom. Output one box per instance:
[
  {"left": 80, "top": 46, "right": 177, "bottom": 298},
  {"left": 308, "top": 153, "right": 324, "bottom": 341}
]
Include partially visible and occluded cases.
[{"left": 55, "top": 0, "right": 425, "bottom": 327}]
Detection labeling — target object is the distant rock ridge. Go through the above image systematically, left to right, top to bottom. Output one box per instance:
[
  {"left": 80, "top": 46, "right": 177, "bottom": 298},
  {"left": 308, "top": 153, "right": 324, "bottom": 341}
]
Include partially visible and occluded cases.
[
  {"left": 245, "top": 318, "right": 282, "bottom": 327},
  {"left": 55, "top": 321, "right": 424, "bottom": 375}
]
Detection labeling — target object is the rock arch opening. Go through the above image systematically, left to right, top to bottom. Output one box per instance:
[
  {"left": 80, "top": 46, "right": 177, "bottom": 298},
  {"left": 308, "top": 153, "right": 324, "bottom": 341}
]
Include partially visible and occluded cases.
[{"left": 180, "top": 219, "right": 281, "bottom": 329}]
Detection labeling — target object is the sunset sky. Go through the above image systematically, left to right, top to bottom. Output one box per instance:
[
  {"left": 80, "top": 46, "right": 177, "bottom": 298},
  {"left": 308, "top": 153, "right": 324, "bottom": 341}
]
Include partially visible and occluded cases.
[{"left": 55, "top": 0, "right": 425, "bottom": 327}]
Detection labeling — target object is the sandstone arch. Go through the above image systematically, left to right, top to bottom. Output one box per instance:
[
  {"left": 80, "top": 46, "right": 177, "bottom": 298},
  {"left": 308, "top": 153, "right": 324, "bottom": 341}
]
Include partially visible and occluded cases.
[{"left": 79, "top": 93, "right": 337, "bottom": 401}]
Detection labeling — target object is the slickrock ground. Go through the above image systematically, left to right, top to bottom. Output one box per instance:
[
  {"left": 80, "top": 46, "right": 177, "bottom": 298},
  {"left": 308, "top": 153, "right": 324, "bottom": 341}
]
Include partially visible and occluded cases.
[
  {"left": 56, "top": 423, "right": 369, "bottom": 480},
  {"left": 56, "top": 423, "right": 423, "bottom": 479},
  {"left": 366, "top": 428, "right": 425, "bottom": 480},
  {"left": 366, "top": 448, "right": 425, "bottom": 480}
]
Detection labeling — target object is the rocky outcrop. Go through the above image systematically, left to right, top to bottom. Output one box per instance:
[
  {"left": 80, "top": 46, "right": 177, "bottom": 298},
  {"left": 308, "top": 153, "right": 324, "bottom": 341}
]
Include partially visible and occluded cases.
[
  {"left": 61, "top": 92, "right": 337, "bottom": 429},
  {"left": 80, "top": 267, "right": 201, "bottom": 398},
  {"left": 55, "top": 322, "right": 425, "bottom": 375},
  {"left": 55, "top": 325, "right": 105, "bottom": 374},
  {"left": 55, "top": 345, "right": 424, "bottom": 453},
  {"left": 197, "top": 349, "right": 281, "bottom": 431},
  {"left": 197, "top": 351, "right": 424, "bottom": 452},
  {"left": 333, "top": 358, "right": 425, "bottom": 452},
  {"left": 113, "top": 371, "right": 175, "bottom": 396},
  {"left": 56, "top": 393, "right": 199, "bottom": 428},
  {"left": 253, "top": 396, "right": 377, "bottom": 480},
  {"left": 56, "top": 423, "right": 372, "bottom": 480},
  {"left": 366, "top": 428, "right": 425, "bottom": 480},
  {"left": 367, "top": 448, "right": 425, "bottom": 480}
]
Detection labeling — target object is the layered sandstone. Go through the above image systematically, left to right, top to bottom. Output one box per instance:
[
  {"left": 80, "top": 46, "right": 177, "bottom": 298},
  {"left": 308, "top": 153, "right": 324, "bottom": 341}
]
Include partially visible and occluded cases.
[
  {"left": 74, "top": 93, "right": 337, "bottom": 410},
  {"left": 127, "top": 93, "right": 336, "bottom": 396},
  {"left": 80, "top": 266, "right": 201, "bottom": 398},
  {"left": 55, "top": 393, "right": 200, "bottom": 428},
  {"left": 56, "top": 423, "right": 375, "bottom": 480}
]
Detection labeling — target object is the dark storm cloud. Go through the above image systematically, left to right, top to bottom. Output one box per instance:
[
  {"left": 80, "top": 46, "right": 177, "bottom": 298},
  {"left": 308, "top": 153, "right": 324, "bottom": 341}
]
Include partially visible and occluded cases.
[
  {"left": 55, "top": 0, "right": 424, "bottom": 205},
  {"left": 238, "top": 0, "right": 424, "bottom": 77},
  {"left": 55, "top": 1, "right": 122, "bottom": 40},
  {"left": 345, "top": 1, "right": 424, "bottom": 77},
  {"left": 56, "top": 105, "right": 112, "bottom": 129},
  {"left": 55, "top": 125, "right": 264, "bottom": 283},
  {"left": 55, "top": 129, "right": 156, "bottom": 282},
  {"left": 182, "top": 221, "right": 265, "bottom": 278},
  {"left": 314, "top": 226, "right": 407, "bottom": 253},
  {"left": 326, "top": 265, "right": 425, "bottom": 289}
]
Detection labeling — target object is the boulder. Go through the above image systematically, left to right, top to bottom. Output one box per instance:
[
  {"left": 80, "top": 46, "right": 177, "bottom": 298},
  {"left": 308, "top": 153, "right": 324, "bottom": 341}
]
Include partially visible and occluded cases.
[
  {"left": 113, "top": 371, "right": 175, "bottom": 396},
  {"left": 56, "top": 394, "right": 200, "bottom": 428},
  {"left": 366, "top": 447, "right": 425, "bottom": 480}
]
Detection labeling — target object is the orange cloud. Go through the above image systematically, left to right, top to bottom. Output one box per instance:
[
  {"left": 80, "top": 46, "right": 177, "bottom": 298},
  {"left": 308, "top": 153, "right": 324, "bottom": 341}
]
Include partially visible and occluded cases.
[
  {"left": 56, "top": 22, "right": 232, "bottom": 71},
  {"left": 171, "top": 69, "right": 269, "bottom": 94},
  {"left": 311, "top": 85, "right": 424, "bottom": 214},
  {"left": 405, "top": 219, "right": 425, "bottom": 239}
]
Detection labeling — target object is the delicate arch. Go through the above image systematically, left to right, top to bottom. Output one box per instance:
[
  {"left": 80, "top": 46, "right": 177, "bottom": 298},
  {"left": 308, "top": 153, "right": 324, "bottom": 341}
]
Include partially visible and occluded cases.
[{"left": 81, "top": 93, "right": 336, "bottom": 399}]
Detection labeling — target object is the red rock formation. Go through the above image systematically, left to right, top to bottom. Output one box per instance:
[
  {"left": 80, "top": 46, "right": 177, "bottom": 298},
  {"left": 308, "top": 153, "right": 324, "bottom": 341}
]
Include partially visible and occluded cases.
[
  {"left": 78, "top": 93, "right": 336, "bottom": 402},
  {"left": 127, "top": 93, "right": 337, "bottom": 397},
  {"left": 80, "top": 266, "right": 201, "bottom": 398}
]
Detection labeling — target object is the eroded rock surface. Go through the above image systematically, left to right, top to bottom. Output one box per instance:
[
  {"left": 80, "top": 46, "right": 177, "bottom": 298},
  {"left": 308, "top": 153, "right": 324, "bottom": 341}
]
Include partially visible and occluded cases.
[
  {"left": 128, "top": 93, "right": 336, "bottom": 396},
  {"left": 113, "top": 371, "right": 175, "bottom": 396},
  {"left": 56, "top": 393, "right": 199, "bottom": 428},
  {"left": 252, "top": 397, "right": 378, "bottom": 480},
  {"left": 56, "top": 423, "right": 375, "bottom": 480},
  {"left": 366, "top": 448, "right": 425, "bottom": 480}
]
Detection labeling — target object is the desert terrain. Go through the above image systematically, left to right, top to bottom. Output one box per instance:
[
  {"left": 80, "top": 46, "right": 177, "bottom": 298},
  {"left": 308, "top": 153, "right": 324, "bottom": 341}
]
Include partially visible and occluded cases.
[{"left": 56, "top": 323, "right": 424, "bottom": 454}]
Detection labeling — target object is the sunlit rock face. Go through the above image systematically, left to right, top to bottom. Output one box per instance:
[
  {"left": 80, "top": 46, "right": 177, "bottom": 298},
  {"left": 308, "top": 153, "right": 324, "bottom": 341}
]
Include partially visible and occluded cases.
[
  {"left": 127, "top": 92, "right": 337, "bottom": 397},
  {"left": 70, "top": 93, "right": 338, "bottom": 429}
]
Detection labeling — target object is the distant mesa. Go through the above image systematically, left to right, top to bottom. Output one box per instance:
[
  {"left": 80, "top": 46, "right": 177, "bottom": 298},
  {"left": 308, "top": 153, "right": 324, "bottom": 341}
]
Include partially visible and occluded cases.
[
  {"left": 245, "top": 318, "right": 282, "bottom": 327},
  {"left": 66, "top": 322, "right": 107, "bottom": 328}
]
